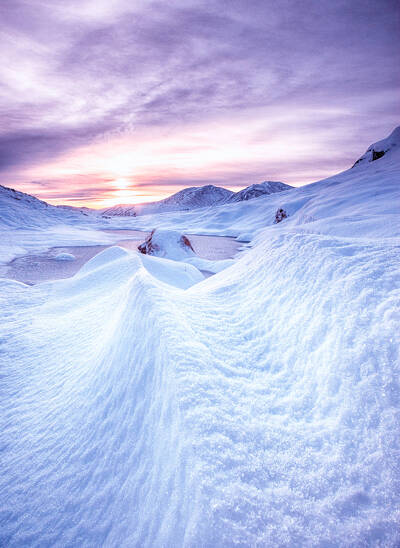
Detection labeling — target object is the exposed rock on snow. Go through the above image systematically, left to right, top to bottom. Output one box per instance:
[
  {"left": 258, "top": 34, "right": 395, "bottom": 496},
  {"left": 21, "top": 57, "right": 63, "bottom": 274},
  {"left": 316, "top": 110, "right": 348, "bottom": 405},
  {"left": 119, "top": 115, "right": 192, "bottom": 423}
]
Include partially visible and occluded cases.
[
  {"left": 352, "top": 125, "right": 400, "bottom": 167},
  {"left": 274, "top": 208, "right": 288, "bottom": 223},
  {"left": 137, "top": 229, "right": 234, "bottom": 274},
  {"left": 138, "top": 229, "right": 196, "bottom": 259}
]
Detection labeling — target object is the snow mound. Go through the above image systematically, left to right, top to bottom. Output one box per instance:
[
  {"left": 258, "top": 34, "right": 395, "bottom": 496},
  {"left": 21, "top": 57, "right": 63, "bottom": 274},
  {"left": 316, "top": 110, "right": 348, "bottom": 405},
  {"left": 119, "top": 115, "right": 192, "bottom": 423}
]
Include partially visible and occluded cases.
[
  {"left": 1, "top": 226, "right": 399, "bottom": 546},
  {"left": 137, "top": 229, "right": 234, "bottom": 274},
  {"left": 138, "top": 229, "right": 196, "bottom": 260},
  {"left": 70, "top": 245, "right": 204, "bottom": 290},
  {"left": 54, "top": 252, "right": 76, "bottom": 261}
]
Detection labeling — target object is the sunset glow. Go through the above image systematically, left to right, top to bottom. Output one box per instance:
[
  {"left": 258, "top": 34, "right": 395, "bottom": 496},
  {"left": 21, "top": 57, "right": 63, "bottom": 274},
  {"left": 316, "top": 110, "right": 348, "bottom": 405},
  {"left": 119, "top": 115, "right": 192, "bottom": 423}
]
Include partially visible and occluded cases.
[{"left": 1, "top": 0, "right": 399, "bottom": 208}]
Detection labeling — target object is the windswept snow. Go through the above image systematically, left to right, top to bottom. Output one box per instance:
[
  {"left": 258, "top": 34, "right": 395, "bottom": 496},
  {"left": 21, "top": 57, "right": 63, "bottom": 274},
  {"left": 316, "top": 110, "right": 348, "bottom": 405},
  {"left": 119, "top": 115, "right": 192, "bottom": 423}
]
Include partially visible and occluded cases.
[
  {"left": 1, "top": 127, "right": 400, "bottom": 546},
  {"left": 54, "top": 252, "right": 76, "bottom": 261}
]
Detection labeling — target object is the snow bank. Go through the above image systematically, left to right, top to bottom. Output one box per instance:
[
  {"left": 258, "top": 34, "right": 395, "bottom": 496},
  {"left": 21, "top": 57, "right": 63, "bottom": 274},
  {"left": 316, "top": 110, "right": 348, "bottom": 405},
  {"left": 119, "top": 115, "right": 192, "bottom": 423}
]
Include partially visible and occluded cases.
[
  {"left": 1, "top": 223, "right": 399, "bottom": 546},
  {"left": 74, "top": 245, "right": 204, "bottom": 290},
  {"left": 54, "top": 252, "right": 76, "bottom": 261}
]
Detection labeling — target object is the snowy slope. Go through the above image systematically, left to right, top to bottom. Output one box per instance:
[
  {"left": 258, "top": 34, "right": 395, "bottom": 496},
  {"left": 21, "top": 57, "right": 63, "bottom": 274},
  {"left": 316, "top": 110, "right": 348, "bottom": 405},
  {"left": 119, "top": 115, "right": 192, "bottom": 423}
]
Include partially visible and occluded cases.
[
  {"left": 352, "top": 125, "right": 400, "bottom": 166},
  {"left": 116, "top": 127, "right": 400, "bottom": 241},
  {"left": 227, "top": 180, "right": 291, "bottom": 202},
  {"left": 102, "top": 181, "right": 292, "bottom": 217},
  {"left": 0, "top": 184, "right": 98, "bottom": 229},
  {"left": 102, "top": 184, "right": 234, "bottom": 217}
]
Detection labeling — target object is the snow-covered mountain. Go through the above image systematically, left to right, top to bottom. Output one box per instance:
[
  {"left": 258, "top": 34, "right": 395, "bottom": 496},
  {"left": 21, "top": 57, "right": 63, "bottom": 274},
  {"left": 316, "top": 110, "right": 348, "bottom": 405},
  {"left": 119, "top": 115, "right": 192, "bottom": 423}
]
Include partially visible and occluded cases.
[
  {"left": 116, "top": 126, "right": 400, "bottom": 241},
  {"left": 102, "top": 181, "right": 292, "bottom": 217},
  {"left": 227, "top": 181, "right": 291, "bottom": 202},
  {"left": 0, "top": 184, "right": 98, "bottom": 229},
  {"left": 102, "top": 184, "right": 234, "bottom": 217}
]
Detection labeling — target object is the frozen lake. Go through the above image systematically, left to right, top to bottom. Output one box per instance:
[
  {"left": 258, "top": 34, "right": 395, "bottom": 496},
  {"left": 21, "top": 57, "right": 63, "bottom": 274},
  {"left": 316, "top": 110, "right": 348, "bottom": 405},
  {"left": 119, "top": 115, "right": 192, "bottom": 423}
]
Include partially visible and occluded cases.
[{"left": 5, "top": 230, "right": 245, "bottom": 284}]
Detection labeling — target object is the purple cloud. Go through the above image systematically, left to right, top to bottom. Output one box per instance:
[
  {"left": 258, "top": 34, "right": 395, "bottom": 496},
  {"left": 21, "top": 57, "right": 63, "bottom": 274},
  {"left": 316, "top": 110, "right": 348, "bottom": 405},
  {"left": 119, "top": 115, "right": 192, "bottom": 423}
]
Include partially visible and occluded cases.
[{"left": 0, "top": 0, "right": 399, "bottom": 204}]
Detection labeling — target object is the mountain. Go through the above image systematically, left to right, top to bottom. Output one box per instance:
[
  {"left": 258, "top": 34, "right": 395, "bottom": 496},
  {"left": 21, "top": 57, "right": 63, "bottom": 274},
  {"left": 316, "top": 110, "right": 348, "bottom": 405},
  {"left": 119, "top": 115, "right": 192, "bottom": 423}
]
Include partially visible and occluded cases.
[
  {"left": 123, "top": 126, "right": 400, "bottom": 241},
  {"left": 102, "top": 180, "right": 292, "bottom": 217},
  {"left": 227, "top": 181, "right": 292, "bottom": 202},
  {"left": 0, "top": 184, "right": 98, "bottom": 229},
  {"left": 101, "top": 185, "right": 233, "bottom": 217}
]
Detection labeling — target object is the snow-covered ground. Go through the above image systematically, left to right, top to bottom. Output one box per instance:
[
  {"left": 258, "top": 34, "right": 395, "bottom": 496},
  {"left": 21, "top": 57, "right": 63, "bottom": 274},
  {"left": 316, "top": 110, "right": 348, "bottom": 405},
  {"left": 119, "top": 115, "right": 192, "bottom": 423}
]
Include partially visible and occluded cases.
[
  {"left": 1, "top": 128, "right": 400, "bottom": 546},
  {"left": 5, "top": 232, "right": 242, "bottom": 285}
]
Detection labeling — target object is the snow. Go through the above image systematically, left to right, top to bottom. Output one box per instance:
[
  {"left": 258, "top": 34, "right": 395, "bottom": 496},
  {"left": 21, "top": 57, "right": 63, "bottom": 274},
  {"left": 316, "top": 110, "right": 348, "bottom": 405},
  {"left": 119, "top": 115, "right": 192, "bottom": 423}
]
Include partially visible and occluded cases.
[
  {"left": 1, "top": 127, "right": 400, "bottom": 546},
  {"left": 228, "top": 180, "right": 292, "bottom": 202},
  {"left": 101, "top": 181, "right": 292, "bottom": 217},
  {"left": 102, "top": 184, "right": 234, "bottom": 217},
  {"left": 137, "top": 228, "right": 235, "bottom": 274},
  {"left": 55, "top": 252, "right": 76, "bottom": 261}
]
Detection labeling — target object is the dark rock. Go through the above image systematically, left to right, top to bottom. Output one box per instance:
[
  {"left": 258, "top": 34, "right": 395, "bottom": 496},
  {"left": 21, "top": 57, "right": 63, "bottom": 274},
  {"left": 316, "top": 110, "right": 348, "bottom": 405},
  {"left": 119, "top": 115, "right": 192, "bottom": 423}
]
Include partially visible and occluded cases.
[
  {"left": 372, "top": 149, "right": 385, "bottom": 161},
  {"left": 274, "top": 208, "right": 288, "bottom": 224}
]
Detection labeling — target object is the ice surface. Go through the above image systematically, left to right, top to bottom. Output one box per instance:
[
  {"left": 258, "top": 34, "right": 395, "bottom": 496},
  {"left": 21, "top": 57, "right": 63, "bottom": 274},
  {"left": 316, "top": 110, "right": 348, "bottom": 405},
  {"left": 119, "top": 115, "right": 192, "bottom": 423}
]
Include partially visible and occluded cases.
[
  {"left": 1, "top": 127, "right": 400, "bottom": 546},
  {"left": 4, "top": 233, "right": 241, "bottom": 285}
]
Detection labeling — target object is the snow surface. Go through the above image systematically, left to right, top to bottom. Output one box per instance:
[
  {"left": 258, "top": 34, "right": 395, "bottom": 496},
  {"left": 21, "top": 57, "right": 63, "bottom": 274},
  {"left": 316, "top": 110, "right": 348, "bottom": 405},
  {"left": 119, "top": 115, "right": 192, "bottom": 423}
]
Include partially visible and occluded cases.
[
  {"left": 1, "top": 127, "right": 400, "bottom": 546},
  {"left": 137, "top": 229, "right": 235, "bottom": 274},
  {"left": 55, "top": 252, "right": 76, "bottom": 261}
]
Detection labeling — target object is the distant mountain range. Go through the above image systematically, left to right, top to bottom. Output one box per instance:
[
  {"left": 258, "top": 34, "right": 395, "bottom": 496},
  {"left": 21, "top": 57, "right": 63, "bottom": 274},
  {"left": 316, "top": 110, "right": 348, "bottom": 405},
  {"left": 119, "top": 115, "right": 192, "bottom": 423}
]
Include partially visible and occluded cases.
[{"left": 101, "top": 181, "right": 292, "bottom": 217}]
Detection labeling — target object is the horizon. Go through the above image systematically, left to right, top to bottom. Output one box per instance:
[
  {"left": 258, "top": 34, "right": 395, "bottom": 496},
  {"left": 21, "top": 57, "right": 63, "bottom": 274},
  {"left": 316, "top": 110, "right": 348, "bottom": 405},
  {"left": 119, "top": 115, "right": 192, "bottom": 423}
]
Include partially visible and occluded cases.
[{"left": 1, "top": 0, "right": 399, "bottom": 208}]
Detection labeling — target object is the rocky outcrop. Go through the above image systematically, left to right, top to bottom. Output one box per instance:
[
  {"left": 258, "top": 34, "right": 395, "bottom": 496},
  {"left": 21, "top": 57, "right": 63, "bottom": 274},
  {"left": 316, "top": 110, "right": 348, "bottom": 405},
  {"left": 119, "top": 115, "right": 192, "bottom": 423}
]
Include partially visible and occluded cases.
[{"left": 274, "top": 208, "right": 288, "bottom": 224}]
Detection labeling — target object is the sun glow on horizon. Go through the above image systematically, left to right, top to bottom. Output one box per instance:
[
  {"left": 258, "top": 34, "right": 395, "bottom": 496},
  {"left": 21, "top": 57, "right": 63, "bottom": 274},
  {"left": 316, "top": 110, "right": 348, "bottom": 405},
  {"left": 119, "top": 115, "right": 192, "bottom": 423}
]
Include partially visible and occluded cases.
[{"left": 9, "top": 108, "right": 358, "bottom": 208}]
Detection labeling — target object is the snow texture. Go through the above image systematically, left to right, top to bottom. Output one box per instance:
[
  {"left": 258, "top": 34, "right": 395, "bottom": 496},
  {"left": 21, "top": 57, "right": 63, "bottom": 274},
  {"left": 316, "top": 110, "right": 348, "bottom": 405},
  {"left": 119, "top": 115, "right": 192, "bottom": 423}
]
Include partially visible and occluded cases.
[
  {"left": 1, "top": 127, "right": 400, "bottom": 546},
  {"left": 54, "top": 252, "right": 76, "bottom": 261}
]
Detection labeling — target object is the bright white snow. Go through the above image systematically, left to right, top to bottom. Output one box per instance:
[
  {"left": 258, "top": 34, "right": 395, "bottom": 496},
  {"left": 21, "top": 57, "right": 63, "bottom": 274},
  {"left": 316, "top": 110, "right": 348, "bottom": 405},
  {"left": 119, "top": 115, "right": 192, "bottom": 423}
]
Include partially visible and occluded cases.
[
  {"left": 0, "top": 127, "right": 400, "bottom": 546},
  {"left": 54, "top": 252, "right": 76, "bottom": 261}
]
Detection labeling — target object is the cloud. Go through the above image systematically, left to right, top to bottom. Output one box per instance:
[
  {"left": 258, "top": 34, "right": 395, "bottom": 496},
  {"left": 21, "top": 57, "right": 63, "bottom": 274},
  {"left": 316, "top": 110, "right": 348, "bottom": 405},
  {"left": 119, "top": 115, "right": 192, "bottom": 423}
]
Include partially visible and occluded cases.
[{"left": 0, "top": 0, "right": 399, "bottom": 204}]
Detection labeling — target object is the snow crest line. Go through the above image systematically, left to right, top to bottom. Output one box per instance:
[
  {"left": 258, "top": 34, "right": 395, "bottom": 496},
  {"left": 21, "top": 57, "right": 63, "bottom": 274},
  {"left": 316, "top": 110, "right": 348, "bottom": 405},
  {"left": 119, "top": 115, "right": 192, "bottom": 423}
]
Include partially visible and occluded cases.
[{"left": 2, "top": 231, "right": 399, "bottom": 546}]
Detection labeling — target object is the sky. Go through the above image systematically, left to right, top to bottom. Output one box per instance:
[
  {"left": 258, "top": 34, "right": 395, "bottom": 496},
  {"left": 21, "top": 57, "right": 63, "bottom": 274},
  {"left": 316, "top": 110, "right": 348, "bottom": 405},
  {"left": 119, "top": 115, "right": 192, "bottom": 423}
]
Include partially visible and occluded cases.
[{"left": 0, "top": 0, "right": 399, "bottom": 208}]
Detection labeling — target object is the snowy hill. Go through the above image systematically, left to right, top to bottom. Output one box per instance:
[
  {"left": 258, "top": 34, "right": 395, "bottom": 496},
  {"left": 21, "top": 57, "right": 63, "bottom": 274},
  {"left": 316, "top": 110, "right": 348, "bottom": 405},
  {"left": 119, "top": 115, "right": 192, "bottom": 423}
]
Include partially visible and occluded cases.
[
  {"left": 352, "top": 125, "right": 400, "bottom": 167},
  {"left": 118, "top": 126, "right": 400, "bottom": 241},
  {"left": 228, "top": 180, "right": 291, "bottom": 202},
  {"left": 102, "top": 181, "right": 292, "bottom": 217},
  {"left": 0, "top": 184, "right": 97, "bottom": 229},
  {"left": 102, "top": 184, "right": 234, "bottom": 217}
]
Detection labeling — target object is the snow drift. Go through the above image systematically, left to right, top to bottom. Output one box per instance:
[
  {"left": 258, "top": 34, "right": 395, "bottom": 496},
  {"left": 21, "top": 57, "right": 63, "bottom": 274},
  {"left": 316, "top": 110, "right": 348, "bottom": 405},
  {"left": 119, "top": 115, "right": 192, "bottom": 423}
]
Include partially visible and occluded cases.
[{"left": 1, "top": 127, "right": 400, "bottom": 546}]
